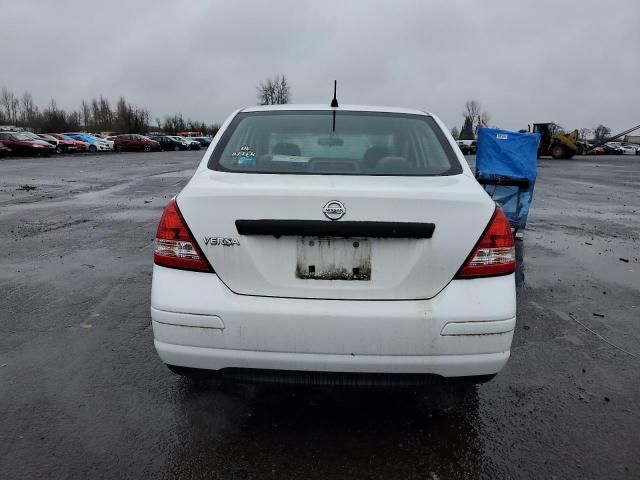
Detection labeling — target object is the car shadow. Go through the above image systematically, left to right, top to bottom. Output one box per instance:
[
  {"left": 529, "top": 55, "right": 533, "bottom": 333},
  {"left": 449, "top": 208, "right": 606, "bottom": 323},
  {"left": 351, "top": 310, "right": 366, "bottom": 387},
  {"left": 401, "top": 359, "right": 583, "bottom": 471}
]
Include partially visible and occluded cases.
[{"left": 161, "top": 379, "right": 496, "bottom": 479}]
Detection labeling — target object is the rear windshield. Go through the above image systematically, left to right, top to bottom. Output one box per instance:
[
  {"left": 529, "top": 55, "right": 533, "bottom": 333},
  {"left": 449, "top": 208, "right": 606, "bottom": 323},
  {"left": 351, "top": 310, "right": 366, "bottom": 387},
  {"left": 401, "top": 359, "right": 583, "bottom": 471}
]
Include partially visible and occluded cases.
[{"left": 208, "top": 111, "right": 462, "bottom": 176}]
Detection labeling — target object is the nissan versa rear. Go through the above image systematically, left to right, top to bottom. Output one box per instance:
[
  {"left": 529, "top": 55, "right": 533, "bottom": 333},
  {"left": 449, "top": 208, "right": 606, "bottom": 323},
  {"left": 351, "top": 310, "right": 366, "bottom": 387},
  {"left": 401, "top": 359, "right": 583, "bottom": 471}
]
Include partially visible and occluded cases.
[{"left": 151, "top": 104, "right": 516, "bottom": 385}]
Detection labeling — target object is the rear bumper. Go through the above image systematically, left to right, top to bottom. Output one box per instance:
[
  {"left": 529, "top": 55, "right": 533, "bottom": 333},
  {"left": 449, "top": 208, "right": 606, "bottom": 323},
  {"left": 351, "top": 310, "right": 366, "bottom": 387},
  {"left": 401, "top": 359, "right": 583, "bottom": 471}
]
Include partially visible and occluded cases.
[
  {"left": 151, "top": 266, "right": 516, "bottom": 377},
  {"left": 154, "top": 340, "right": 510, "bottom": 377}
]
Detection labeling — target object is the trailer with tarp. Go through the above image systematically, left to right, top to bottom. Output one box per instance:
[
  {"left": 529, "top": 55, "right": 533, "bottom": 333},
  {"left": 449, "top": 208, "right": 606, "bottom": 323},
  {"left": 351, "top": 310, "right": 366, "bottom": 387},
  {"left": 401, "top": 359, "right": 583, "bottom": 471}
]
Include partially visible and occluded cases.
[{"left": 475, "top": 127, "right": 540, "bottom": 237}]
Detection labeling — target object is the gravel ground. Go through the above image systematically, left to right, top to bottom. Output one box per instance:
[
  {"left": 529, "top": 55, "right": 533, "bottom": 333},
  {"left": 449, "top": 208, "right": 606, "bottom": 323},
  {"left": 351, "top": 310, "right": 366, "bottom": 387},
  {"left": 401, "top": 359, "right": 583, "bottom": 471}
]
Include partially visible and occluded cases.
[{"left": 0, "top": 151, "right": 638, "bottom": 479}]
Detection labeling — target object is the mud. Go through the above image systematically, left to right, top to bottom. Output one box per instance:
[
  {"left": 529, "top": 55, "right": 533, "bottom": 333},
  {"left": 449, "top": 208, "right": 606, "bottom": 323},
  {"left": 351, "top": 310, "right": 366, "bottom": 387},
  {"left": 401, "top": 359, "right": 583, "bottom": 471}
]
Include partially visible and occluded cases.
[{"left": 0, "top": 152, "right": 638, "bottom": 479}]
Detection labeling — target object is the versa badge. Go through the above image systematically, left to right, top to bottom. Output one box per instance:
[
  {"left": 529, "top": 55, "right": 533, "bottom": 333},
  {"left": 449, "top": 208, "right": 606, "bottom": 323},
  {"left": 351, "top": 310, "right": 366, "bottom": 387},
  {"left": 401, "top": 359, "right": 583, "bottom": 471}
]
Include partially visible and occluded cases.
[{"left": 204, "top": 237, "right": 240, "bottom": 247}]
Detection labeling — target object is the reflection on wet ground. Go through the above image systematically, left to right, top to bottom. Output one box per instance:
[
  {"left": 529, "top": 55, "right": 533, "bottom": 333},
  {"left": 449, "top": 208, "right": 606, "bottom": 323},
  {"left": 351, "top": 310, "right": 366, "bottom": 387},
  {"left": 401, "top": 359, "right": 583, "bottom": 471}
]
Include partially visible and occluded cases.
[{"left": 165, "top": 381, "right": 492, "bottom": 479}]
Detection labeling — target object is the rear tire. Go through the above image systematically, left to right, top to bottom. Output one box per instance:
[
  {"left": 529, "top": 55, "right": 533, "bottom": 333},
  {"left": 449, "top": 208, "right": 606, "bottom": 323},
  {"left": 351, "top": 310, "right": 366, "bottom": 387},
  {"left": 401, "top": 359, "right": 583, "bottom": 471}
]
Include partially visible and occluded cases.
[
  {"left": 115, "top": 144, "right": 123, "bottom": 153},
  {"left": 550, "top": 144, "right": 566, "bottom": 159},
  {"left": 89, "top": 145, "right": 97, "bottom": 153},
  {"left": 144, "top": 145, "right": 151, "bottom": 152},
  {"left": 174, "top": 145, "right": 180, "bottom": 151},
  {"left": 55, "top": 146, "right": 63, "bottom": 154}
]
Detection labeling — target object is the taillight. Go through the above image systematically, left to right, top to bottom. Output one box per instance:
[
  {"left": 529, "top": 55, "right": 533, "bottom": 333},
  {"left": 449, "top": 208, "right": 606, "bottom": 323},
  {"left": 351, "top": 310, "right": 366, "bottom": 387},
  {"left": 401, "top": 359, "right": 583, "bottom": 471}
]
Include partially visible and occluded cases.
[
  {"left": 153, "top": 199, "right": 212, "bottom": 272},
  {"left": 455, "top": 206, "right": 515, "bottom": 278}
]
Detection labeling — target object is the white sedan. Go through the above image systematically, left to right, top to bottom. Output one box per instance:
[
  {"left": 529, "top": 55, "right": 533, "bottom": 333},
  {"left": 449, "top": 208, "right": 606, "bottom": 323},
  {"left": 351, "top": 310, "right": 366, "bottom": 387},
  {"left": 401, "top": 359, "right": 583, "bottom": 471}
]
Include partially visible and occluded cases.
[
  {"left": 151, "top": 104, "right": 516, "bottom": 385},
  {"left": 620, "top": 145, "right": 638, "bottom": 155}
]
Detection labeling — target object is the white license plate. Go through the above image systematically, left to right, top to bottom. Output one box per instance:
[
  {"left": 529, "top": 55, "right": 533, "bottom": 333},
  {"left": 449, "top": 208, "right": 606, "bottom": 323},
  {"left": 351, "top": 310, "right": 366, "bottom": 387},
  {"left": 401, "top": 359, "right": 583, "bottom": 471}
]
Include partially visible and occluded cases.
[{"left": 295, "top": 237, "right": 371, "bottom": 281}]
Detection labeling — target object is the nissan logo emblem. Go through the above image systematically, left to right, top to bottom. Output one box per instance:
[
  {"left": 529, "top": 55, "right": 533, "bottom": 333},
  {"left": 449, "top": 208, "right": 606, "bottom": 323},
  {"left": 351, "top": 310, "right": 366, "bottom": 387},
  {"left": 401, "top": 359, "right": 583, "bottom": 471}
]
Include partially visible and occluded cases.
[{"left": 323, "top": 200, "right": 346, "bottom": 220}]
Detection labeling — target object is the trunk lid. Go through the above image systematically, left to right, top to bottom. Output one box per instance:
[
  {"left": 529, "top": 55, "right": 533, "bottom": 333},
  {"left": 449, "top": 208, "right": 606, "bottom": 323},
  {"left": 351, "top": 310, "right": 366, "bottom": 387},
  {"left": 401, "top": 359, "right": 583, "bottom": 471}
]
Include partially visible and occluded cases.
[{"left": 178, "top": 171, "right": 494, "bottom": 300}]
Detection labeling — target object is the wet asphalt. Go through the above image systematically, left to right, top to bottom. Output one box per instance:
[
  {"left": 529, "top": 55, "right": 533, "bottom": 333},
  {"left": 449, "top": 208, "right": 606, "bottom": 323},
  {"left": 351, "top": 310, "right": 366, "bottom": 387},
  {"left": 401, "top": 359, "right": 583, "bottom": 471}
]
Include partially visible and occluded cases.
[{"left": 0, "top": 151, "right": 638, "bottom": 479}]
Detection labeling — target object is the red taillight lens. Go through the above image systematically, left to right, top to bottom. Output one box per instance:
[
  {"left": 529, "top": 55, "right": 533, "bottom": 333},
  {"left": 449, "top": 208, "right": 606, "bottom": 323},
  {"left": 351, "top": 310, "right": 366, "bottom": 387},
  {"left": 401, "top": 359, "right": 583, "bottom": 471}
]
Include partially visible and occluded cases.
[
  {"left": 153, "top": 199, "right": 212, "bottom": 272},
  {"left": 455, "top": 206, "right": 515, "bottom": 278}
]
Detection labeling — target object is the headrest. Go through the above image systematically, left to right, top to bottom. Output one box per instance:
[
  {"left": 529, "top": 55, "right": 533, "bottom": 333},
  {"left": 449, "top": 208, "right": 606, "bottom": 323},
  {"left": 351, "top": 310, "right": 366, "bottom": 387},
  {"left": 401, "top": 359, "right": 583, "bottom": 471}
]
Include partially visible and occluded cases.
[{"left": 272, "top": 142, "right": 301, "bottom": 156}]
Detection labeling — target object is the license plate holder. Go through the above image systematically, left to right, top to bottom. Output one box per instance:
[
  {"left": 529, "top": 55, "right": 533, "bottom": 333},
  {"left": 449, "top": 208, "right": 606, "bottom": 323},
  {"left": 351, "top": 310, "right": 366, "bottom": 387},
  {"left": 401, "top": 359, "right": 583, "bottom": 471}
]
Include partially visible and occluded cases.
[{"left": 295, "top": 237, "right": 371, "bottom": 281}]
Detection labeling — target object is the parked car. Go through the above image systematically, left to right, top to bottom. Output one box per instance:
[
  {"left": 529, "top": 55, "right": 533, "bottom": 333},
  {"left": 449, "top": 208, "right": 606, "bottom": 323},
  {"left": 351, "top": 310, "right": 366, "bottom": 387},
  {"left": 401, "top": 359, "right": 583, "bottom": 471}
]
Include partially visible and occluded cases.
[
  {"left": 151, "top": 104, "right": 517, "bottom": 386},
  {"left": 0, "top": 131, "right": 55, "bottom": 156},
  {"left": 37, "top": 133, "right": 77, "bottom": 154},
  {"left": 47, "top": 133, "right": 89, "bottom": 152},
  {"left": 62, "top": 133, "right": 112, "bottom": 152},
  {"left": 114, "top": 134, "right": 161, "bottom": 152},
  {"left": 97, "top": 135, "right": 115, "bottom": 151},
  {"left": 150, "top": 135, "right": 189, "bottom": 151},
  {"left": 175, "top": 136, "right": 201, "bottom": 150},
  {"left": 192, "top": 136, "right": 213, "bottom": 148},
  {"left": 456, "top": 139, "right": 476, "bottom": 155},
  {"left": 455, "top": 140, "right": 470, "bottom": 154},
  {"left": 0, "top": 141, "right": 12, "bottom": 157},
  {"left": 603, "top": 142, "right": 623, "bottom": 155},
  {"left": 621, "top": 143, "right": 640, "bottom": 155},
  {"left": 619, "top": 145, "right": 636, "bottom": 155},
  {"left": 584, "top": 146, "right": 605, "bottom": 155}
]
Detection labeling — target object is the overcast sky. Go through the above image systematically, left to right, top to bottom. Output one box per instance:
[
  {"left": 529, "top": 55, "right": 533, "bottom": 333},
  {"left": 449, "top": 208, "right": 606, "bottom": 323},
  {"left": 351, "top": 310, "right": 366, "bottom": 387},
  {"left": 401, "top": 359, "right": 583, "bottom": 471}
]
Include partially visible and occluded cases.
[{"left": 1, "top": 0, "right": 638, "bottom": 133}]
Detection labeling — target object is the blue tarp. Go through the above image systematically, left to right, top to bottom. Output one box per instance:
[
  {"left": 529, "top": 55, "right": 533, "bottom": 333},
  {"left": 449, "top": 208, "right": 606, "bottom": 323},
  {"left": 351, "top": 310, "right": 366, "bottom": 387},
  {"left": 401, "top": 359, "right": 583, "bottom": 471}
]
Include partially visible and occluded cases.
[{"left": 475, "top": 128, "right": 540, "bottom": 231}]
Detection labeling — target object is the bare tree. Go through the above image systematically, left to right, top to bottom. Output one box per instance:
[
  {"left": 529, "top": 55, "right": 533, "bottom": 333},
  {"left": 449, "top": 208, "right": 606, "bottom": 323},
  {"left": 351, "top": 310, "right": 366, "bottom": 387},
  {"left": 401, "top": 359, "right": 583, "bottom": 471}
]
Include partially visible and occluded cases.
[
  {"left": 257, "top": 74, "right": 291, "bottom": 105},
  {"left": 0, "top": 87, "right": 22, "bottom": 124},
  {"left": 1, "top": 87, "right": 13, "bottom": 121},
  {"left": 19, "top": 92, "right": 36, "bottom": 125},
  {"left": 9, "top": 96, "right": 19, "bottom": 123},
  {"left": 98, "top": 97, "right": 113, "bottom": 130},
  {"left": 90, "top": 99, "right": 100, "bottom": 131},
  {"left": 80, "top": 100, "right": 92, "bottom": 130},
  {"left": 462, "top": 100, "right": 491, "bottom": 133},
  {"left": 463, "top": 100, "right": 481, "bottom": 122},
  {"left": 67, "top": 110, "right": 81, "bottom": 131},
  {"left": 593, "top": 125, "right": 611, "bottom": 142},
  {"left": 450, "top": 126, "right": 460, "bottom": 139},
  {"left": 579, "top": 128, "right": 592, "bottom": 140}
]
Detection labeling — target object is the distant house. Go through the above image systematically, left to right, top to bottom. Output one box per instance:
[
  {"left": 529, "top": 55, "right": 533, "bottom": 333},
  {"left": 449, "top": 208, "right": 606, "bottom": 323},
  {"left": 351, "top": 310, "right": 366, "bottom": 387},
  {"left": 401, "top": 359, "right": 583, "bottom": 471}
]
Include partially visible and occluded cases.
[{"left": 624, "top": 134, "right": 640, "bottom": 144}]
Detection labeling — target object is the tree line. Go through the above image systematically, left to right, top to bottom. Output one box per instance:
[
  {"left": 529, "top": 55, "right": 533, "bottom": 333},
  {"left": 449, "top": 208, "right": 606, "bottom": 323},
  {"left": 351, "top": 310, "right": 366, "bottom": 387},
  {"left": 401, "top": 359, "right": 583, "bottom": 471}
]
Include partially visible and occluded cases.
[
  {"left": 256, "top": 74, "right": 290, "bottom": 105},
  {"left": 0, "top": 86, "right": 220, "bottom": 135},
  {"left": 449, "top": 99, "right": 613, "bottom": 143}
]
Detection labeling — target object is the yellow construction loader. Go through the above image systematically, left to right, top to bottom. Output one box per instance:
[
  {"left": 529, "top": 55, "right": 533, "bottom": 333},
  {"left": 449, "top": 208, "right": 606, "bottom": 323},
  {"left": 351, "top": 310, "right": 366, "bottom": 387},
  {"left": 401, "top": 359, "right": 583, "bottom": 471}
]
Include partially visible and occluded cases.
[
  {"left": 530, "top": 122, "right": 640, "bottom": 159},
  {"left": 530, "top": 123, "right": 580, "bottom": 159}
]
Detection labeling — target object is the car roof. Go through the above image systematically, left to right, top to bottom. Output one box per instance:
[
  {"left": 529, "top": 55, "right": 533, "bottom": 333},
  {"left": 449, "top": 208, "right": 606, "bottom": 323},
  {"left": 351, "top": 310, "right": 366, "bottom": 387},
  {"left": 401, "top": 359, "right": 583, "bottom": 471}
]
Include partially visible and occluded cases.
[{"left": 240, "top": 104, "right": 431, "bottom": 116}]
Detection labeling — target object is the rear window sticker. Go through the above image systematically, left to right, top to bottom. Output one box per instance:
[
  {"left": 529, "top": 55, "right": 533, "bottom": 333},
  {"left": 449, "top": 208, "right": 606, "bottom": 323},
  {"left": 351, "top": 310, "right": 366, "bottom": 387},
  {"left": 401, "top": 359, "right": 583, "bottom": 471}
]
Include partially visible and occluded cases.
[{"left": 231, "top": 145, "right": 256, "bottom": 158}]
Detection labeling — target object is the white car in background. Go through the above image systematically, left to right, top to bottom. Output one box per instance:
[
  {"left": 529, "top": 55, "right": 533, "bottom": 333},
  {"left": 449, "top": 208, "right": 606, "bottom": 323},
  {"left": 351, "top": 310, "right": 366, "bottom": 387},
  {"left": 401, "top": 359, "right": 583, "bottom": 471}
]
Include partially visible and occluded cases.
[
  {"left": 151, "top": 104, "right": 517, "bottom": 386},
  {"left": 92, "top": 135, "right": 114, "bottom": 151},
  {"left": 168, "top": 136, "right": 191, "bottom": 149},
  {"left": 178, "top": 136, "right": 201, "bottom": 150},
  {"left": 619, "top": 144, "right": 638, "bottom": 155}
]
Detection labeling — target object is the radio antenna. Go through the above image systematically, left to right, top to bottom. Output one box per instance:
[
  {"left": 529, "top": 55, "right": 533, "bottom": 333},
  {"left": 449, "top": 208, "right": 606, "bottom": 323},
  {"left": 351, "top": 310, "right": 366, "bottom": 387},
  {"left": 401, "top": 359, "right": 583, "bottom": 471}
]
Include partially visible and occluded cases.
[{"left": 330, "top": 80, "right": 338, "bottom": 107}]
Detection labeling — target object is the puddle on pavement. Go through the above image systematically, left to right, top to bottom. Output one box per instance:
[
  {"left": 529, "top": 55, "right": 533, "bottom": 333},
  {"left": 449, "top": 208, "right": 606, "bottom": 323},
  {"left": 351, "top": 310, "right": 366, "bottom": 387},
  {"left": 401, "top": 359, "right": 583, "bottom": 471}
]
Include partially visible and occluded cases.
[{"left": 161, "top": 382, "right": 499, "bottom": 479}]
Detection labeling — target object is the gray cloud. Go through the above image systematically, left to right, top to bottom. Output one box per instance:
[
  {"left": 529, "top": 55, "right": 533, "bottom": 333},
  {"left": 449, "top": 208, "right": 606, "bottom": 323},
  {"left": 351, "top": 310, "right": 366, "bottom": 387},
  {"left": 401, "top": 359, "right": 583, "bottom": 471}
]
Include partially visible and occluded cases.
[{"left": 1, "top": 0, "right": 638, "bottom": 133}]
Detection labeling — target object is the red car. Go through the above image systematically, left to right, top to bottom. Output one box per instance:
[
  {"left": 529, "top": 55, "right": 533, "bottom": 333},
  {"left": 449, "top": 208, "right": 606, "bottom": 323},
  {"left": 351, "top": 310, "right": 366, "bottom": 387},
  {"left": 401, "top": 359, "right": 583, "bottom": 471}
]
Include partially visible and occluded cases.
[
  {"left": 0, "top": 131, "right": 55, "bottom": 156},
  {"left": 47, "top": 133, "right": 89, "bottom": 152},
  {"left": 37, "top": 134, "right": 77, "bottom": 154},
  {"left": 114, "top": 134, "right": 161, "bottom": 152},
  {"left": 0, "top": 141, "right": 12, "bottom": 157},
  {"left": 584, "top": 146, "right": 605, "bottom": 155}
]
